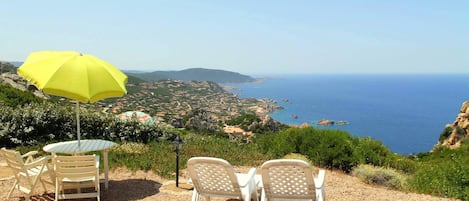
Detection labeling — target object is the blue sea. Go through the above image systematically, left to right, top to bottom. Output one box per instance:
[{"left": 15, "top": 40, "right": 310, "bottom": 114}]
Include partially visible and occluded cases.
[{"left": 227, "top": 74, "right": 469, "bottom": 155}]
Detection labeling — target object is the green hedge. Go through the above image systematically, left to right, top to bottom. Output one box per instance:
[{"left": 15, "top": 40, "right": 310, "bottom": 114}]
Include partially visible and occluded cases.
[{"left": 0, "top": 102, "right": 177, "bottom": 147}]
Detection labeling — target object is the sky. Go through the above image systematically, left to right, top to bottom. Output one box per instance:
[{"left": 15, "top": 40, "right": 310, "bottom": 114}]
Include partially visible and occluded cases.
[{"left": 1, "top": 1, "right": 468, "bottom": 75}]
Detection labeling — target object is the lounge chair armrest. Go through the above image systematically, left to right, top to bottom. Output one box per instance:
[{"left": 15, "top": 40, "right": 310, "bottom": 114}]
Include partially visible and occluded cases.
[
  {"left": 22, "top": 150, "right": 38, "bottom": 158},
  {"left": 22, "top": 151, "right": 39, "bottom": 163},
  {"left": 25, "top": 156, "right": 50, "bottom": 169},
  {"left": 236, "top": 168, "right": 257, "bottom": 187},
  {"left": 314, "top": 169, "right": 326, "bottom": 189}
]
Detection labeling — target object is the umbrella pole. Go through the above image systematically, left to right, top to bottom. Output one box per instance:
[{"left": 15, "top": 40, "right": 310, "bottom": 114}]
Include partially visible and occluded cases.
[{"left": 76, "top": 101, "right": 81, "bottom": 148}]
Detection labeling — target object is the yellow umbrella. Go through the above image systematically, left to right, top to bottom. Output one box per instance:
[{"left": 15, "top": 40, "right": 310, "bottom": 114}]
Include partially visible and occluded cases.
[{"left": 17, "top": 51, "right": 128, "bottom": 146}]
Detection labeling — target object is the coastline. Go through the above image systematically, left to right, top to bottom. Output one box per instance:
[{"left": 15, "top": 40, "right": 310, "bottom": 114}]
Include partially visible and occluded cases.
[{"left": 225, "top": 74, "right": 469, "bottom": 154}]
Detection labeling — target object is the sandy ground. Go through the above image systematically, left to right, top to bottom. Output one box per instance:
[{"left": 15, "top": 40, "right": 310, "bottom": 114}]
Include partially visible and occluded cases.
[{"left": 0, "top": 161, "right": 460, "bottom": 201}]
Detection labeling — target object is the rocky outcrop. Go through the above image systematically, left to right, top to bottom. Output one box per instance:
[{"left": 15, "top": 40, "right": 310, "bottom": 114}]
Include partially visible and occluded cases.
[
  {"left": 0, "top": 72, "right": 47, "bottom": 99},
  {"left": 438, "top": 101, "right": 469, "bottom": 149},
  {"left": 184, "top": 109, "right": 219, "bottom": 132},
  {"left": 260, "top": 115, "right": 282, "bottom": 132},
  {"left": 317, "top": 119, "right": 335, "bottom": 126}
]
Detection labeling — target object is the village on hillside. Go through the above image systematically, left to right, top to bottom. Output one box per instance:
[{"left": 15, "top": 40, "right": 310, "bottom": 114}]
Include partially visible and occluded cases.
[{"left": 1, "top": 71, "right": 283, "bottom": 139}]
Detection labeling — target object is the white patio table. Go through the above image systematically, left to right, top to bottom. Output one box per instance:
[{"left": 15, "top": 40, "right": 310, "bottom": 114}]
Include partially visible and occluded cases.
[{"left": 43, "top": 139, "right": 116, "bottom": 190}]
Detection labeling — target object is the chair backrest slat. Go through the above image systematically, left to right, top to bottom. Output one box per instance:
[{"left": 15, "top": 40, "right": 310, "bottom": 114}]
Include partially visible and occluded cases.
[{"left": 54, "top": 155, "right": 97, "bottom": 179}]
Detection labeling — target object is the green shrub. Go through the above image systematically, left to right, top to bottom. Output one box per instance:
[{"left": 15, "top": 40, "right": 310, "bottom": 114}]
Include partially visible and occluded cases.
[
  {"left": 0, "top": 83, "right": 43, "bottom": 107},
  {"left": 0, "top": 102, "right": 176, "bottom": 147},
  {"left": 439, "top": 126, "right": 453, "bottom": 143},
  {"left": 256, "top": 127, "right": 361, "bottom": 172},
  {"left": 302, "top": 128, "right": 358, "bottom": 172},
  {"left": 254, "top": 130, "right": 297, "bottom": 158},
  {"left": 183, "top": 133, "right": 270, "bottom": 166},
  {"left": 354, "top": 137, "right": 393, "bottom": 166},
  {"left": 408, "top": 143, "right": 469, "bottom": 200},
  {"left": 386, "top": 155, "right": 417, "bottom": 174},
  {"left": 352, "top": 164, "right": 407, "bottom": 190}
]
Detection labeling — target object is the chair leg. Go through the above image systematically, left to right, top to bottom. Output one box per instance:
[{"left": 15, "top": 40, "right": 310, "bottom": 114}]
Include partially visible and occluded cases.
[
  {"left": 40, "top": 178, "right": 48, "bottom": 193},
  {"left": 7, "top": 180, "right": 18, "bottom": 200},
  {"left": 55, "top": 180, "right": 60, "bottom": 201},
  {"left": 191, "top": 190, "right": 199, "bottom": 201}
]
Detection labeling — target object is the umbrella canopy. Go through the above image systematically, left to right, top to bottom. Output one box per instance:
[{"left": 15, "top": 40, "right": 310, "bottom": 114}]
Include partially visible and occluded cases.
[
  {"left": 17, "top": 51, "right": 128, "bottom": 145},
  {"left": 17, "top": 51, "right": 127, "bottom": 103},
  {"left": 117, "top": 111, "right": 154, "bottom": 125}
]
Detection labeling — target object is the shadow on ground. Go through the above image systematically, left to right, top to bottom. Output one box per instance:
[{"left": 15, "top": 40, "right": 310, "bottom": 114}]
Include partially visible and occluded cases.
[
  {"left": 10, "top": 179, "right": 162, "bottom": 201},
  {"left": 102, "top": 179, "right": 161, "bottom": 201}
]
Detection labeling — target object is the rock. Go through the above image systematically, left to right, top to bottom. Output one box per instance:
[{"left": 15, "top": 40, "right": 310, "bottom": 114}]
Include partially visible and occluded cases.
[
  {"left": 0, "top": 73, "right": 47, "bottom": 99},
  {"left": 438, "top": 101, "right": 469, "bottom": 150},
  {"left": 461, "top": 101, "right": 469, "bottom": 113},
  {"left": 261, "top": 115, "right": 282, "bottom": 132},
  {"left": 317, "top": 119, "right": 334, "bottom": 126},
  {"left": 336, "top": 120, "right": 350, "bottom": 125},
  {"left": 463, "top": 121, "right": 469, "bottom": 129},
  {"left": 299, "top": 122, "right": 312, "bottom": 128}
]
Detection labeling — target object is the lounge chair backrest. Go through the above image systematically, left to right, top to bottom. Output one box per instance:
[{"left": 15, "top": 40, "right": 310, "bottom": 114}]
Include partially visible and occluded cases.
[
  {"left": 0, "top": 147, "right": 52, "bottom": 201},
  {"left": 1, "top": 148, "right": 27, "bottom": 173},
  {"left": 54, "top": 154, "right": 100, "bottom": 201},
  {"left": 187, "top": 157, "right": 243, "bottom": 199},
  {"left": 261, "top": 159, "right": 316, "bottom": 200}
]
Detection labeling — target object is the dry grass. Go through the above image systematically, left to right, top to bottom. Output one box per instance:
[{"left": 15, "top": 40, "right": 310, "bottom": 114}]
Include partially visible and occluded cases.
[{"left": 352, "top": 164, "right": 407, "bottom": 190}]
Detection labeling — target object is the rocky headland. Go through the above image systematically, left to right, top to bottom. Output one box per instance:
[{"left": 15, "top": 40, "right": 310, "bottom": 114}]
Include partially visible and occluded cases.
[{"left": 438, "top": 100, "right": 469, "bottom": 149}]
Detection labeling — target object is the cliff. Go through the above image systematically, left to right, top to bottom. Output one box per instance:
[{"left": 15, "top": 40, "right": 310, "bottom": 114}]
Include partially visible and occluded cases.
[{"left": 438, "top": 100, "right": 469, "bottom": 149}]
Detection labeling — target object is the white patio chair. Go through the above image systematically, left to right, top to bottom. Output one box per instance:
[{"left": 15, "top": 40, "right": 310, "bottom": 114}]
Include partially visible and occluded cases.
[
  {"left": 0, "top": 147, "right": 54, "bottom": 201},
  {"left": 53, "top": 154, "right": 100, "bottom": 201},
  {"left": 187, "top": 157, "right": 259, "bottom": 201},
  {"left": 260, "top": 159, "right": 325, "bottom": 201}
]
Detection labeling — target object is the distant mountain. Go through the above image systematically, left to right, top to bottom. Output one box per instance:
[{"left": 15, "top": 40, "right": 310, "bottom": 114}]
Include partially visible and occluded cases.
[
  {"left": 6, "top": 61, "right": 23, "bottom": 67},
  {"left": 0, "top": 62, "right": 18, "bottom": 74},
  {"left": 126, "top": 68, "right": 256, "bottom": 83},
  {"left": 126, "top": 75, "right": 147, "bottom": 85}
]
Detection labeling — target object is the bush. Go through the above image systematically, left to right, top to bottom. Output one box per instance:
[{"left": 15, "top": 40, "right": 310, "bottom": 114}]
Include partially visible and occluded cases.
[
  {"left": 0, "top": 83, "right": 43, "bottom": 107},
  {"left": 0, "top": 102, "right": 177, "bottom": 147},
  {"left": 439, "top": 126, "right": 453, "bottom": 143},
  {"left": 256, "top": 127, "right": 361, "bottom": 172},
  {"left": 300, "top": 128, "right": 358, "bottom": 172},
  {"left": 183, "top": 133, "right": 270, "bottom": 166},
  {"left": 354, "top": 137, "right": 393, "bottom": 166},
  {"left": 408, "top": 143, "right": 469, "bottom": 200},
  {"left": 352, "top": 164, "right": 407, "bottom": 190}
]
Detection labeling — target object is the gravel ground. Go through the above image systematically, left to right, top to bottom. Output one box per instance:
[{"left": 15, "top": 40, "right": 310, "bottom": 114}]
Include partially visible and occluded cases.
[{"left": 0, "top": 163, "right": 460, "bottom": 201}]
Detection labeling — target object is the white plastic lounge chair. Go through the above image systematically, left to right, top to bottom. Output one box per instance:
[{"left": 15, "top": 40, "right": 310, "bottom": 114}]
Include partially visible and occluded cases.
[
  {"left": 0, "top": 147, "right": 54, "bottom": 201},
  {"left": 53, "top": 154, "right": 100, "bottom": 201},
  {"left": 187, "top": 157, "right": 259, "bottom": 201},
  {"left": 260, "top": 159, "right": 326, "bottom": 201}
]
